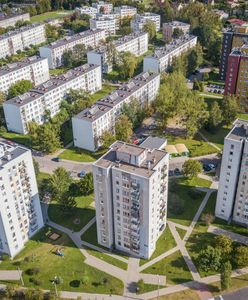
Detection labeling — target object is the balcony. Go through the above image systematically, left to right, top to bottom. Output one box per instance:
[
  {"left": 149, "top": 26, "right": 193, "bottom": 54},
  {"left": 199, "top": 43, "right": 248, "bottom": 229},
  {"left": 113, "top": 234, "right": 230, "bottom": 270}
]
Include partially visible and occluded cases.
[{"left": 131, "top": 211, "right": 139, "bottom": 218}]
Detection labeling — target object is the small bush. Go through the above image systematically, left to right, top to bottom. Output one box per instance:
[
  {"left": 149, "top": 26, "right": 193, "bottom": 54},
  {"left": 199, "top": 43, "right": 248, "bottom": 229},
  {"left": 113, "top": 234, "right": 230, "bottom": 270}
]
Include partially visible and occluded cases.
[
  {"left": 24, "top": 256, "right": 30, "bottom": 262},
  {"left": 26, "top": 267, "right": 40, "bottom": 275},
  {"left": 81, "top": 275, "right": 90, "bottom": 285},
  {"left": 32, "top": 279, "right": 42, "bottom": 286},
  {"left": 70, "top": 280, "right": 80, "bottom": 287}
]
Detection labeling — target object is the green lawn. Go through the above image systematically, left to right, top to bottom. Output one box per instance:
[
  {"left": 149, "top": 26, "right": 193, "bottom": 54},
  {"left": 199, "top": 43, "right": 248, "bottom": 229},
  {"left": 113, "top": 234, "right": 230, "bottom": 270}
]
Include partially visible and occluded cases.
[
  {"left": 31, "top": 10, "right": 72, "bottom": 22},
  {"left": 50, "top": 67, "right": 68, "bottom": 76},
  {"left": 90, "top": 84, "right": 116, "bottom": 102},
  {"left": 0, "top": 131, "right": 32, "bottom": 148},
  {"left": 165, "top": 133, "right": 218, "bottom": 157},
  {"left": 59, "top": 146, "right": 106, "bottom": 162},
  {"left": 36, "top": 172, "right": 50, "bottom": 190},
  {"left": 179, "top": 176, "right": 212, "bottom": 188},
  {"left": 167, "top": 178, "right": 207, "bottom": 226},
  {"left": 48, "top": 194, "right": 95, "bottom": 232},
  {"left": 139, "top": 226, "right": 177, "bottom": 266},
  {"left": 0, "top": 227, "right": 123, "bottom": 295},
  {"left": 176, "top": 227, "right": 187, "bottom": 240},
  {"left": 85, "top": 247, "right": 128, "bottom": 270},
  {"left": 141, "top": 250, "right": 193, "bottom": 285},
  {"left": 137, "top": 283, "right": 164, "bottom": 294}
]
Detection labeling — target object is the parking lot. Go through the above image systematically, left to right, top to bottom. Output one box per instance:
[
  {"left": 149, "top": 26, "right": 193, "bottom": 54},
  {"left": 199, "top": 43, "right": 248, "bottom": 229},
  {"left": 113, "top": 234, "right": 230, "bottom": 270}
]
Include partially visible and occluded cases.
[{"left": 205, "top": 84, "right": 225, "bottom": 95}]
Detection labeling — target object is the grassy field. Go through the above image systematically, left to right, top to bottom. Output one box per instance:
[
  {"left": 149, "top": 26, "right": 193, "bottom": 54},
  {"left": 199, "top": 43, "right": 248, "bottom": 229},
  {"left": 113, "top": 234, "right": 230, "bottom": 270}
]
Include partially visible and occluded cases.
[
  {"left": 31, "top": 10, "right": 72, "bottom": 22},
  {"left": 49, "top": 67, "right": 68, "bottom": 76},
  {"left": 91, "top": 84, "right": 116, "bottom": 102},
  {"left": 0, "top": 131, "right": 32, "bottom": 148},
  {"left": 166, "top": 133, "right": 218, "bottom": 157},
  {"left": 59, "top": 147, "right": 106, "bottom": 162},
  {"left": 167, "top": 178, "right": 207, "bottom": 227},
  {"left": 48, "top": 194, "right": 95, "bottom": 232},
  {"left": 139, "top": 226, "right": 177, "bottom": 266},
  {"left": 0, "top": 227, "right": 123, "bottom": 294},
  {"left": 176, "top": 227, "right": 187, "bottom": 240},
  {"left": 141, "top": 250, "right": 193, "bottom": 285},
  {"left": 150, "top": 289, "right": 200, "bottom": 300}
]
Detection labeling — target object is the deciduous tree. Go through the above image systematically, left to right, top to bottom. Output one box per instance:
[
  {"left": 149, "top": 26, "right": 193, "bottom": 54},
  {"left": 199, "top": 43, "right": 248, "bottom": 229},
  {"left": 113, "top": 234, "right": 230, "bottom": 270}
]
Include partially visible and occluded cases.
[
  {"left": 143, "top": 20, "right": 156, "bottom": 41},
  {"left": 8, "top": 80, "right": 33, "bottom": 99},
  {"left": 221, "top": 96, "right": 239, "bottom": 126},
  {"left": 115, "top": 115, "right": 133, "bottom": 142},
  {"left": 182, "top": 160, "right": 202, "bottom": 178},
  {"left": 49, "top": 167, "right": 72, "bottom": 201},
  {"left": 198, "top": 246, "right": 222, "bottom": 272},
  {"left": 235, "top": 246, "right": 248, "bottom": 268},
  {"left": 221, "top": 261, "right": 232, "bottom": 291}
]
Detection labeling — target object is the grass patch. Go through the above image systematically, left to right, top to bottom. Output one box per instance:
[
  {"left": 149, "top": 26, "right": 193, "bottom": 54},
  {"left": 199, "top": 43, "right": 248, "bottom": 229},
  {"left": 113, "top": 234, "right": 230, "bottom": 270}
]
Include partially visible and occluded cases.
[
  {"left": 31, "top": 10, "right": 72, "bottom": 22},
  {"left": 50, "top": 67, "right": 68, "bottom": 75},
  {"left": 90, "top": 84, "right": 116, "bottom": 102},
  {"left": 200, "top": 127, "right": 229, "bottom": 150},
  {"left": 0, "top": 131, "right": 32, "bottom": 148},
  {"left": 165, "top": 133, "right": 218, "bottom": 157},
  {"left": 59, "top": 146, "right": 106, "bottom": 163},
  {"left": 36, "top": 172, "right": 50, "bottom": 189},
  {"left": 179, "top": 176, "right": 212, "bottom": 188},
  {"left": 167, "top": 178, "right": 207, "bottom": 226},
  {"left": 48, "top": 194, "right": 95, "bottom": 232},
  {"left": 0, "top": 226, "right": 123, "bottom": 294},
  {"left": 140, "top": 226, "right": 176, "bottom": 266},
  {"left": 176, "top": 227, "right": 187, "bottom": 240},
  {"left": 85, "top": 247, "right": 127, "bottom": 270},
  {"left": 141, "top": 250, "right": 193, "bottom": 285},
  {"left": 137, "top": 283, "right": 164, "bottom": 294},
  {"left": 151, "top": 289, "right": 200, "bottom": 300}
]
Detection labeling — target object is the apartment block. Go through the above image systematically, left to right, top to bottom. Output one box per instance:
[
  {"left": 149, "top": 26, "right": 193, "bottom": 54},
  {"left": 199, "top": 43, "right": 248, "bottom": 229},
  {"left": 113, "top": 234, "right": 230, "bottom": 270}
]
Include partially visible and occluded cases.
[
  {"left": 92, "top": 1, "right": 113, "bottom": 14},
  {"left": 75, "top": 6, "right": 98, "bottom": 18},
  {"left": 114, "top": 6, "right": 137, "bottom": 18},
  {"left": 0, "top": 13, "right": 30, "bottom": 28},
  {"left": 131, "top": 13, "right": 161, "bottom": 32},
  {"left": 90, "top": 16, "right": 118, "bottom": 35},
  {"left": 162, "top": 21, "right": 190, "bottom": 42},
  {"left": 0, "top": 23, "right": 46, "bottom": 59},
  {"left": 220, "top": 25, "right": 248, "bottom": 81},
  {"left": 39, "top": 29, "right": 105, "bottom": 69},
  {"left": 87, "top": 31, "right": 148, "bottom": 73},
  {"left": 143, "top": 34, "right": 197, "bottom": 73},
  {"left": 224, "top": 45, "right": 248, "bottom": 110},
  {"left": 0, "top": 56, "right": 50, "bottom": 93},
  {"left": 3, "top": 64, "right": 102, "bottom": 134},
  {"left": 72, "top": 72, "right": 160, "bottom": 152},
  {"left": 215, "top": 119, "right": 248, "bottom": 226},
  {"left": 0, "top": 139, "right": 44, "bottom": 258},
  {"left": 93, "top": 141, "right": 169, "bottom": 258}
]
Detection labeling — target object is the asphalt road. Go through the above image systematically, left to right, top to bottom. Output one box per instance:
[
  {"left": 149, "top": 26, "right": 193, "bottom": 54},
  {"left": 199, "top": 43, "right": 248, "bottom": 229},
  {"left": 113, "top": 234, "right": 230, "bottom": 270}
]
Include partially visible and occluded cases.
[{"left": 216, "top": 286, "right": 248, "bottom": 300}]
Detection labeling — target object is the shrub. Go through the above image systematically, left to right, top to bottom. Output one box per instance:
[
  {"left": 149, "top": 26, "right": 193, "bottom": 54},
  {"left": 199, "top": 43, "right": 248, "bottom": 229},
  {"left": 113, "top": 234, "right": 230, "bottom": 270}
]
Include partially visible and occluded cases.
[
  {"left": 26, "top": 267, "right": 40, "bottom": 275},
  {"left": 81, "top": 275, "right": 90, "bottom": 285},
  {"left": 70, "top": 280, "right": 81, "bottom": 287}
]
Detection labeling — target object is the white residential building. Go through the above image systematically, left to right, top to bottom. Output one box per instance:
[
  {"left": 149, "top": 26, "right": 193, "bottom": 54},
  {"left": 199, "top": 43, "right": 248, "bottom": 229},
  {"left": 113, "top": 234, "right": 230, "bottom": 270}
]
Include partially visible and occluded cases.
[
  {"left": 92, "top": 1, "right": 113, "bottom": 14},
  {"left": 75, "top": 6, "right": 98, "bottom": 18},
  {"left": 114, "top": 6, "right": 137, "bottom": 18},
  {"left": 0, "top": 13, "right": 30, "bottom": 28},
  {"left": 131, "top": 13, "right": 161, "bottom": 32},
  {"left": 90, "top": 16, "right": 118, "bottom": 35},
  {"left": 162, "top": 21, "right": 190, "bottom": 42},
  {"left": 0, "top": 23, "right": 46, "bottom": 59},
  {"left": 39, "top": 29, "right": 105, "bottom": 69},
  {"left": 87, "top": 31, "right": 148, "bottom": 73},
  {"left": 143, "top": 34, "right": 197, "bottom": 73},
  {"left": 0, "top": 56, "right": 50, "bottom": 93},
  {"left": 3, "top": 64, "right": 102, "bottom": 134},
  {"left": 72, "top": 72, "right": 160, "bottom": 151},
  {"left": 215, "top": 119, "right": 248, "bottom": 226},
  {"left": 0, "top": 139, "right": 44, "bottom": 258},
  {"left": 93, "top": 140, "right": 169, "bottom": 259}
]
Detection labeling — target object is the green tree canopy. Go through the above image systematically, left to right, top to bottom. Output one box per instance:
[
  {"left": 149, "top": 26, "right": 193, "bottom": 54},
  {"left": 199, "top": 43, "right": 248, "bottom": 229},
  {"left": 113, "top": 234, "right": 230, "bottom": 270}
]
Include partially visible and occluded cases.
[
  {"left": 143, "top": 20, "right": 156, "bottom": 41},
  {"left": 117, "top": 51, "right": 138, "bottom": 79},
  {"left": 8, "top": 80, "right": 33, "bottom": 99},
  {"left": 220, "top": 95, "right": 239, "bottom": 126},
  {"left": 207, "top": 101, "right": 223, "bottom": 131},
  {"left": 115, "top": 115, "right": 133, "bottom": 142},
  {"left": 182, "top": 160, "right": 202, "bottom": 178},
  {"left": 49, "top": 167, "right": 72, "bottom": 202},
  {"left": 78, "top": 173, "right": 94, "bottom": 196},
  {"left": 214, "top": 235, "right": 233, "bottom": 257},
  {"left": 198, "top": 245, "right": 222, "bottom": 272},
  {"left": 235, "top": 246, "right": 248, "bottom": 268},
  {"left": 220, "top": 261, "right": 232, "bottom": 291}
]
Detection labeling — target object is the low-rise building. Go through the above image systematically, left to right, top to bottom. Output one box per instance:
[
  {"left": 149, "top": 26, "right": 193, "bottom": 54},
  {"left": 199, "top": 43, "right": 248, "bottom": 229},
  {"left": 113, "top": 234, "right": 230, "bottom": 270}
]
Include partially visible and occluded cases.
[
  {"left": 92, "top": 1, "right": 113, "bottom": 14},
  {"left": 75, "top": 6, "right": 98, "bottom": 18},
  {"left": 114, "top": 6, "right": 137, "bottom": 18},
  {"left": 0, "top": 13, "right": 30, "bottom": 28},
  {"left": 131, "top": 13, "right": 161, "bottom": 32},
  {"left": 90, "top": 16, "right": 118, "bottom": 35},
  {"left": 162, "top": 21, "right": 190, "bottom": 42},
  {"left": 0, "top": 23, "right": 46, "bottom": 59},
  {"left": 39, "top": 29, "right": 105, "bottom": 69},
  {"left": 87, "top": 31, "right": 148, "bottom": 73},
  {"left": 143, "top": 34, "right": 197, "bottom": 73},
  {"left": 0, "top": 56, "right": 50, "bottom": 93},
  {"left": 3, "top": 64, "right": 102, "bottom": 134},
  {"left": 72, "top": 72, "right": 160, "bottom": 151},
  {"left": 0, "top": 139, "right": 44, "bottom": 258},
  {"left": 93, "top": 141, "right": 169, "bottom": 258}
]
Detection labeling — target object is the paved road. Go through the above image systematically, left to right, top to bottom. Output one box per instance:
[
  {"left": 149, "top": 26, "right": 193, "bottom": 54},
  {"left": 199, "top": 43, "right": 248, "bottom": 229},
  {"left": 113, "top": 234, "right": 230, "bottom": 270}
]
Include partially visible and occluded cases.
[
  {"left": 208, "top": 225, "right": 248, "bottom": 245},
  {"left": 222, "top": 287, "right": 248, "bottom": 300}
]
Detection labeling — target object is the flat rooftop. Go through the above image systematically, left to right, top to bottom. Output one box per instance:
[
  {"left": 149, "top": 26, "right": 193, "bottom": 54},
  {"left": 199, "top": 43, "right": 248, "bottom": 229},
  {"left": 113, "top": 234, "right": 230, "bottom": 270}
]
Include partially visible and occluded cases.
[
  {"left": 0, "top": 13, "right": 28, "bottom": 22},
  {"left": 163, "top": 21, "right": 189, "bottom": 27},
  {"left": 0, "top": 23, "right": 43, "bottom": 41},
  {"left": 41, "top": 29, "right": 104, "bottom": 50},
  {"left": 146, "top": 34, "right": 196, "bottom": 59},
  {"left": 0, "top": 56, "right": 46, "bottom": 76},
  {"left": 6, "top": 63, "right": 99, "bottom": 107},
  {"left": 226, "top": 119, "right": 248, "bottom": 141},
  {"left": 140, "top": 136, "right": 167, "bottom": 150},
  {"left": 0, "top": 139, "right": 28, "bottom": 169},
  {"left": 94, "top": 141, "right": 168, "bottom": 178}
]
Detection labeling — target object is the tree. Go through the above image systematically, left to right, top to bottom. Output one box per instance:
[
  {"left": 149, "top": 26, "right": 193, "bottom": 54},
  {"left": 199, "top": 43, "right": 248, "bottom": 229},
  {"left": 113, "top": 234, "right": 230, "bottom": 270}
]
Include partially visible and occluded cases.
[
  {"left": 143, "top": 20, "right": 156, "bottom": 41},
  {"left": 45, "top": 24, "right": 64, "bottom": 42},
  {"left": 173, "top": 28, "right": 184, "bottom": 39},
  {"left": 187, "top": 44, "right": 203, "bottom": 75},
  {"left": 117, "top": 52, "right": 137, "bottom": 79},
  {"left": 8, "top": 80, "right": 33, "bottom": 99},
  {"left": 221, "top": 96, "right": 239, "bottom": 126},
  {"left": 121, "top": 99, "right": 146, "bottom": 129},
  {"left": 208, "top": 101, "right": 222, "bottom": 131},
  {"left": 115, "top": 115, "right": 133, "bottom": 142},
  {"left": 36, "top": 123, "right": 61, "bottom": 153},
  {"left": 100, "top": 131, "right": 116, "bottom": 149},
  {"left": 182, "top": 160, "right": 202, "bottom": 178},
  {"left": 49, "top": 167, "right": 72, "bottom": 202},
  {"left": 79, "top": 173, "right": 94, "bottom": 196},
  {"left": 58, "top": 192, "right": 77, "bottom": 213},
  {"left": 201, "top": 213, "right": 215, "bottom": 226},
  {"left": 214, "top": 235, "right": 233, "bottom": 256},
  {"left": 198, "top": 246, "right": 222, "bottom": 272},
  {"left": 235, "top": 246, "right": 248, "bottom": 268},
  {"left": 220, "top": 261, "right": 232, "bottom": 291},
  {"left": 136, "top": 279, "right": 145, "bottom": 292}
]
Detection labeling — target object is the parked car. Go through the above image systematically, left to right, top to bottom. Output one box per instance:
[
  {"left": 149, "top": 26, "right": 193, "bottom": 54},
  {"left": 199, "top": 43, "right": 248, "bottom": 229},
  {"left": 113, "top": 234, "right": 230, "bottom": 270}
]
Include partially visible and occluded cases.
[
  {"left": 52, "top": 157, "right": 60, "bottom": 162},
  {"left": 174, "top": 168, "right": 181, "bottom": 176},
  {"left": 169, "top": 170, "right": 174, "bottom": 177},
  {"left": 78, "top": 171, "right": 86, "bottom": 178}
]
